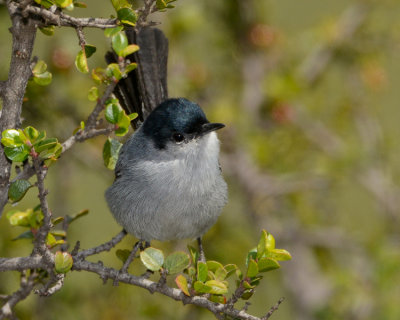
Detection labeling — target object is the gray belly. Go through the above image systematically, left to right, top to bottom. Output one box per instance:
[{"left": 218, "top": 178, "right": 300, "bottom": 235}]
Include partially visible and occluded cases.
[{"left": 105, "top": 173, "right": 227, "bottom": 241}]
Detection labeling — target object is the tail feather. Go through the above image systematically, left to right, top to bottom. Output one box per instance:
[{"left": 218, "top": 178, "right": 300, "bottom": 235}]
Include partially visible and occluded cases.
[{"left": 105, "top": 27, "right": 169, "bottom": 128}]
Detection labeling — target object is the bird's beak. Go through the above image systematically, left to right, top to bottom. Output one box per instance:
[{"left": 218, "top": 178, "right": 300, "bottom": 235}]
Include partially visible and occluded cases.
[{"left": 199, "top": 122, "right": 225, "bottom": 136}]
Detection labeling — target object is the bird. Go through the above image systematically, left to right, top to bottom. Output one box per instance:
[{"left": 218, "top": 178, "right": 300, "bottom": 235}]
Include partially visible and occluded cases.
[{"left": 105, "top": 97, "right": 228, "bottom": 260}]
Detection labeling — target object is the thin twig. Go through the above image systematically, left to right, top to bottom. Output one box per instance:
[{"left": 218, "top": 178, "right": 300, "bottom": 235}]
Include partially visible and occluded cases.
[
  {"left": 31, "top": 154, "right": 53, "bottom": 268},
  {"left": 76, "top": 230, "right": 127, "bottom": 259},
  {"left": 113, "top": 240, "right": 142, "bottom": 286},
  {"left": 0, "top": 271, "right": 37, "bottom": 320},
  {"left": 35, "top": 273, "right": 65, "bottom": 297},
  {"left": 262, "top": 297, "right": 285, "bottom": 320}
]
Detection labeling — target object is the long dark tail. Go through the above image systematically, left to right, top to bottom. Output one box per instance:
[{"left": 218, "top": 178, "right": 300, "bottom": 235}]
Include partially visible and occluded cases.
[{"left": 105, "top": 27, "right": 169, "bottom": 129}]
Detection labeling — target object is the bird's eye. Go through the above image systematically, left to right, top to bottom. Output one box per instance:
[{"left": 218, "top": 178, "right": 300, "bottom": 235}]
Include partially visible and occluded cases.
[{"left": 172, "top": 132, "right": 185, "bottom": 143}]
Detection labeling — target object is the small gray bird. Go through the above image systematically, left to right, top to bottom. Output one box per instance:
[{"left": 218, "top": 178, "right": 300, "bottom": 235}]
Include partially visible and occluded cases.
[{"left": 105, "top": 98, "right": 228, "bottom": 257}]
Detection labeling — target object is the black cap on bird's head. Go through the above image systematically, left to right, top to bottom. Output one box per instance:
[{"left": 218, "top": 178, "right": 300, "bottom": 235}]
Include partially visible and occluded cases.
[{"left": 142, "top": 98, "right": 225, "bottom": 149}]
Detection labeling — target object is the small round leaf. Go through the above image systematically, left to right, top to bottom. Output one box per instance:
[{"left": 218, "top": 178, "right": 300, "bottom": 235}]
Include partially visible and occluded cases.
[
  {"left": 112, "top": 32, "right": 128, "bottom": 56},
  {"left": 8, "top": 179, "right": 32, "bottom": 203},
  {"left": 140, "top": 247, "right": 164, "bottom": 272},
  {"left": 54, "top": 251, "right": 73, "bottom": 273},
  {"left": 164, "top": 251, "right": 190, "bottom": 274},
  {"left": 175, "top": 275, "right": 190, "bottom": 296}
]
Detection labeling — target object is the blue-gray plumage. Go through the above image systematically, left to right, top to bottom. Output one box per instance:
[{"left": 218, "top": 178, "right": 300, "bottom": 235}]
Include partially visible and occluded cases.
[{"left": 105, "top": 98, "right": 228, "bottom": 243}]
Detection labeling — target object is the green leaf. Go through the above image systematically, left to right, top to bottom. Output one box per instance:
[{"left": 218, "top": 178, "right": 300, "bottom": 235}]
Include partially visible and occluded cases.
[
  {"left": 35, "top": 0, "right": 55, "bottom": 8},
  {"left": 55, "top": 0, "right": 72, "bottom": 8},
  {"left": 111, "top": 0, "right": 129, "bottom": 10},
  {"left": 156, "top": 0, "right": 167, "bottom": 10},
  {"left": 73, "top": 1, "right": 87, "bottom": 8},
  {"left": 66, "top": 3, "right": 74, "bottom": 10},
  {"left": 117, "top": 7, "right": 137, "bottom": 26},
  {"left": 39, "top": 26, "right": 55, "bottom": 36},
  {"left": 104, "top": 26, "right": 124, "bottom": 38},
  {"left": 112, "top": 32, "right": 128, "bottom": 56},
  {"left": 84, "top": 44, "right": 97, "bottom": 58},
  {"left": 120, "top": 44, "right": 140, "bottom": 58},
  {"left": 75, "top": 50, "right": 89, "bottom": 74},
  {"left": 33, "top": 60, "right": 47, "bottom": 75},
  {"left": 106, "top": 63, "right": 123, "bottom": 80},
  {"left": 124, "top": 63, "right": 138, "bottom": 75},
  {"left": 92, "top": 67, "right": 106, "bottom": 84},
  {"left": 33, "top": 71, "right": 52, "bottom": 86},
  {"left": 88, "top": 86, "right": 99, "bottom": 101},
  {"left": 105, "top": 103, "right": 123, "bottom": 124},
  {"left": 115, "top": 113, "right": 131, "bottom": 136},
  {"left": 128, "top": 113, "right": 138, "bottom": 121},
  {"left": 23, "top": 126, "right": 39, "bottom": 142},
  {"left": 1, "top": 129, "right": 24, "bottom": 147},
  {"left": 34, "top": 138, "right": 58, "bottom": 153},
  {"left": 103, "top": 138, "right": 122, "bottom": 170},
  {"left": 41, "top": 143, "right": 62, "bottom": 164},
  {"left": 4, "top": 145, "right": 30, "bottom": 162},
  {"left": 8, "top": 179, "right": 32, "bottom": 203},
  {"left": 28, "top": 207, "right": 44, "bottom": 229},
  {"left": 6, "top": 209, "right": 30, "bottom": 227},
  {"left": 66, "top": 209, "right": 89, "bottom": 224},
  {"left": 52, "top": 216, "right": 64, "bottom": 225},
  {"left": 12, "top": 230, "right": 34, "bottom": 241},
  {"left": 51, "top": 230, "right": 67, "bottom": 237},
  {"left": 257, "top": 230, "right": 268, "bottom": 258},
  {"left": 266, "top": 231, "right": 276, "bottom": 251},
  {"left": 46, "top": 233, "right": 57, "bottom": 246},
  {"left": 187, "top": 245, "right": 199, "bottom": 266},
  {"left": 140, "top": 247, "right": 164, "bottom": 272},
  {"left": 246, "top": 248, "right": 257, "bottom": 266},
  {"left": 116, "top": 249, "right": 131, "bottom": 263},
  {"left": 265, "top": 249, "right": 292, "bottom": 261},
  {"left": 54, "top": 251, "right": 73, "bottom": 273},
  {"left": 164, "top": 251, "right": 190, "bottom": 274},
  {"left": 257, "top": 257, "right": 280, "bottom": 272},
  {"left": 246, "top": 259, "right": 259, "bottom": 278},
  {"left": 206, "top": 260, "right": 224, "bottom": 272},
  {"left": 197, "top": 261, "right": 208, "bottom": 282},
  {"left": 224, "top": 264, "right": 238, "bottom": 278},
  {"left": 215, "top": 267, "right": 228, "bottom": 281},
  {"left": 236, "top": 268, "right": 243, "bottom": 280},
  {"left": 175, "top": 275, "right": 190, "bottom": 296},
  {"left": 250, "top": 276, "right": 263, "bottom": 287},
  {"left": 204, "top": 280, "right": 228, "bottom": 295},
  {"left": 243, "top": 280, "right": 255, "bottom": 289},
  {"left": 193, "top": 281, "right": 212, "bottom": 294},
  {"left": 241, "top": 290, "right": 254, "bottom": 300},
  {"left": 209, "top": 295, "right": 226, "bottom": 304}
]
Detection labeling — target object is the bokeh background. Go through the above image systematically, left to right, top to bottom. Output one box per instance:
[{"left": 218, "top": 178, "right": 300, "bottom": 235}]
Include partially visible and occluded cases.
[{"left": 1, "top": 0, "right": 400, "bottom": 319}]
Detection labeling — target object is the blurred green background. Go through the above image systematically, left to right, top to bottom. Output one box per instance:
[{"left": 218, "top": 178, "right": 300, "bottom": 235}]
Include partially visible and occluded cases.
[{"left": 1, "top": 0, "right": 400, "bottom": 319}]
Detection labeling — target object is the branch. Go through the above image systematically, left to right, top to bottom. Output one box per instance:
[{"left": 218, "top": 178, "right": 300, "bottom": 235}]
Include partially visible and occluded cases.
[
  {"left": 136, "top": 0, "right": 159, "bottom": 29},
  {"left": 8, "top": 1, "right": 118, "bottom": 29},
  {"left": 0, "top": 2, "right": 37, "bottom": 216},
  {"left": 13, "top": 80, "right": 118, "bottom": 182},
  {"left": 31, "top": 154, "right": 53, "bottom": 268},
  {"left": 76, "top": 229, "right": 127, "bottom": 259},
  {"left": 0, "top": 256, "right": 43, "bottom": 272},
  {"left": 72, "top": 258, "right": 263, "bottom": 320},
  {"left": 0, "top": 271, "right": 37, "bottom": 320},
  {"left": 262, "top": 297, "right": 285, "bottom": 320}
]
